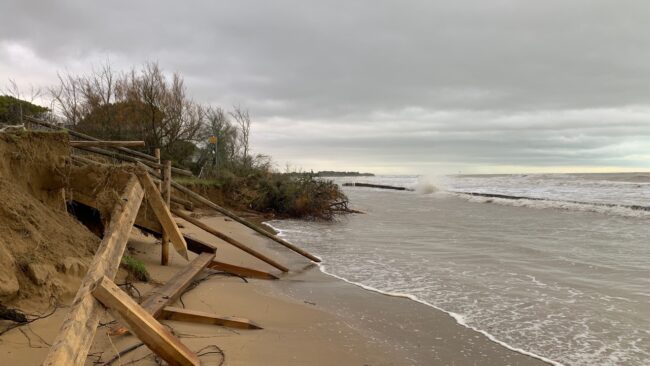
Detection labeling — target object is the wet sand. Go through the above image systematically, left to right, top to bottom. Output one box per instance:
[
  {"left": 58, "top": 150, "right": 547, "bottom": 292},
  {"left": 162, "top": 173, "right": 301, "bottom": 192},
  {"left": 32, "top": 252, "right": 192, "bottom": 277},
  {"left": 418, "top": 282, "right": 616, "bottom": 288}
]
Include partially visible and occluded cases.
[{"left": 0, "top": 212, "right": 550, "bottom": 365}]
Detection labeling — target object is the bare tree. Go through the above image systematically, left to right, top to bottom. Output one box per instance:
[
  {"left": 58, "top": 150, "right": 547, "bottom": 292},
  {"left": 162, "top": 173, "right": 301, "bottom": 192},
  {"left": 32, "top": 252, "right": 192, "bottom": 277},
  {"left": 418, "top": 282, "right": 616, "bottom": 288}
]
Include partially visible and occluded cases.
[
  {"left": 49, "top": 72, "right": 83, "bottom": 126},
  {"left": 230, "top": 105, "right": 251, "bottom": 166}
]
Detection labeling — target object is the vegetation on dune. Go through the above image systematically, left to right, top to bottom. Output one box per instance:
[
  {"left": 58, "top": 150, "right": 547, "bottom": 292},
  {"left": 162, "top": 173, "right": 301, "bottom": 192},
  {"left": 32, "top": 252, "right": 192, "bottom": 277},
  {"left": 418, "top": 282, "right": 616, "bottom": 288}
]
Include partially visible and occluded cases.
[
  {"left": 2, "top": 61, "right": 350, "bottom": 220},
  {"left": 0, "top": 95, "right": 48, "bottom": 123},
  {"left": 121, "top": 255, "right": 150, "bottom": 282}
]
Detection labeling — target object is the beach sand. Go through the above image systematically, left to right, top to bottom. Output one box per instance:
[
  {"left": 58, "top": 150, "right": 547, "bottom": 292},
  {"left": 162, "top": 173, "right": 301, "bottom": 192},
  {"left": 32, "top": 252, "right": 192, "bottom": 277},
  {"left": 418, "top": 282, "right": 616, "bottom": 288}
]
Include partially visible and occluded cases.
[{"left": 0, "top": 212, "right": 550, "bottom": 365}]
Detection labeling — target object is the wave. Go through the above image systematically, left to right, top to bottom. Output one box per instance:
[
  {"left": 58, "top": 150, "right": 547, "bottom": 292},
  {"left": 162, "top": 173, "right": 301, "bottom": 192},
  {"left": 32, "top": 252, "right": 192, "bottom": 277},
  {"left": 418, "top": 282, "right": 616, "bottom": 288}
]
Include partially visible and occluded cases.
[
  {"left": 451, "top": 191, "right": 650, "bottom": 218},
  {"left": 263, "top": 221, "right": 564, "bottom": 366}
]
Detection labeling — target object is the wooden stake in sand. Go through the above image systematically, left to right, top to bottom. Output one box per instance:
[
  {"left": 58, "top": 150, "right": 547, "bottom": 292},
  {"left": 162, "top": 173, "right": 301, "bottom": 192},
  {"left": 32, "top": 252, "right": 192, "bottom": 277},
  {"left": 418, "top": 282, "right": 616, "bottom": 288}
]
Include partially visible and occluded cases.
[
  {"left": 136, "top": 165, "right": 189, "bottom": 260},
  {"left": 43, "top": 175, "right": 144, "bottom": 366},
  {"left": 171, "top": 181, "right": 321, "bottom": 263},
  {"left": 172, "top": 208, "right": 289, "bottom": 273},
  {"left": 92, "top": 276, "right": 200, "bottom": 366}
]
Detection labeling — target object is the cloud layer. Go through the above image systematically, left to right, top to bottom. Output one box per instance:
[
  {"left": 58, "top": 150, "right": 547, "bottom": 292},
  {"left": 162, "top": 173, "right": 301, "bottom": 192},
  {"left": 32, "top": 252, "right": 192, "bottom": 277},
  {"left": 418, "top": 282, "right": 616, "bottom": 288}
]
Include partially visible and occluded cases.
[{"left": 2, "top": 1, "right": 650, "bottom": 173}]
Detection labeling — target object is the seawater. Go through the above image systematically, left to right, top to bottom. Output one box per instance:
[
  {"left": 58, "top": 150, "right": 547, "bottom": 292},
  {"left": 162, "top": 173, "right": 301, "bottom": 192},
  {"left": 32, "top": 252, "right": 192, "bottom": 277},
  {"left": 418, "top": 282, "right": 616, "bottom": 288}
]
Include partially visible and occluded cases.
[{"left": 267, "top": 173, "right": 650, "bottom": 366}]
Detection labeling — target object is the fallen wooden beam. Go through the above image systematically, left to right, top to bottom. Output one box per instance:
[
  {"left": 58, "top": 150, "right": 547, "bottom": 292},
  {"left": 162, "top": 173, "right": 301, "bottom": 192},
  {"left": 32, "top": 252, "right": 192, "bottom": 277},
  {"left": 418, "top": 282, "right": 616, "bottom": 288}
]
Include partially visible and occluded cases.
[
  {"left": 27, "top": 116, "right": 159, "bottom": 163},
  {"left": 70, "top": 140, "right": 146, "bottom": 147},
  {"left": 136, "top": 165, "right": 189, "bottom": 260},
  {"left": 43, "top": 175, "right": 144, "bottom": 366},
  {"left": 171, "top": 181, "right": 321, "bottom": 262},
  {"left": 172, "top": 208, "right": 289, "bottom": 273},
  {"left": 109, "top": 252, "right": 215, "bottom": 336},
  {"left": 142, "top": 252, "right": 216, "bottom": 318},
  {"left": 208, "top": 260, "right": 279, "bottom": 280},
  {"left": 92, "top": 277, "right": 200, "bottom": 366},
  {"left": 161, "top": 306, "right": 262, "bottom": 330}
]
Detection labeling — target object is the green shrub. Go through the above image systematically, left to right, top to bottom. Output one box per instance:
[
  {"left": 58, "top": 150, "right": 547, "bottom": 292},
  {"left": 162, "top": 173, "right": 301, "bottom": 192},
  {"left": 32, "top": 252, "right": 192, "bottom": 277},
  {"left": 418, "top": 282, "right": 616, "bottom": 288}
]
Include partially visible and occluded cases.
[{"left": 121, "top": 255, "right": 150, "bottom": 282}]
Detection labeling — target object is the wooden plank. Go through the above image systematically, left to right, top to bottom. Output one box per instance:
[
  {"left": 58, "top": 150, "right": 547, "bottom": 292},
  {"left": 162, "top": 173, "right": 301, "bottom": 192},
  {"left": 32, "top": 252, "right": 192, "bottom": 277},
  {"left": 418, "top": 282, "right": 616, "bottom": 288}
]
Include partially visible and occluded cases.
[
  {"left": 70, "top": 140, "right": 146, "bottom": 147},
  {"left": 75, "top": 145, "right": 194, "bottom": 177},
  {"left": 161, "top": 160, "right": 171, "bottom": 265},
  {"left": 136, "top": 166, "right": 189, "bottom": 261},
  {"left": 43, "top": 175, "right": 144, "bottom": 366},
  {"left": 171, "top": 181, "right": 321, "bottom": 262},
  {"left": 172, "top": 208, "right": 289, "bottom": 273},
  {"left": 135, "top": 222, "right": 217, "bottom": 254},
  {"left": 109, "top": 252, "right": 216, "bottom": 336},
  {"left": 142, "top": 252, "right": 215, "bottom": 317},
  {"left": 208, "top": 260, "right": 279, "bottom": 280},
  {"left": 92, "top": 277, "right": 200, "bottom": 366},
  {"left": 161, "top": 306, "right": 262, "bottom": 330}
]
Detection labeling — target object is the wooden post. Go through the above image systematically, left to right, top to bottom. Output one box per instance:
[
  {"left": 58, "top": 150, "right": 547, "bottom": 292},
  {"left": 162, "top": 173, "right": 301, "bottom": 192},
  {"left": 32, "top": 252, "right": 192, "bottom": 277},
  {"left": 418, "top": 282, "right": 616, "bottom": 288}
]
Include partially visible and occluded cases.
[
  {"left": 162, "top": 160, "right": 172, "bottom": 265},
  {"left": 136, "top": 165, "right": 189, "bottom": 260},
  {"left": 43, "top": 176, "right": 144, "bottom": 366},
  {"left": 170, "top": 181, "right": 321, "bottom": 262},
  {"left": 172, "top": 208, "right": 289, "bottom": 272},
  {"left": 92, "top": 276, "right": 200, "bottom": 366}
]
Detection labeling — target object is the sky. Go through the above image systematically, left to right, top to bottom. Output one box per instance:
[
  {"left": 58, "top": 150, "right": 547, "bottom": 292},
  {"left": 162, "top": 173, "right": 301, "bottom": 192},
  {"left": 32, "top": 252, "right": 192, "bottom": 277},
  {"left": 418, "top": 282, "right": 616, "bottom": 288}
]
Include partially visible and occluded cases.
[{"left": 1, "top": 1, "right": 650, "bottom": 175}]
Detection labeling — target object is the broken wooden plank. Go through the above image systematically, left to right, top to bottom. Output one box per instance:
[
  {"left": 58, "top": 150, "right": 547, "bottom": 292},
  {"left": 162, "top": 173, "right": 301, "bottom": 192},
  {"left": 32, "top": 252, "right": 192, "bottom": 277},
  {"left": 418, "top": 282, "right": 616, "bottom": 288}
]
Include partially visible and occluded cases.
[
  {"left": 70, "top": 140, "right": 146, "bottom": 147},
  {"left": 136, "top": 165, "right": 189, "bottom": 261},
  {"left": 43, "top": 175, "right": 144, "bottom": 366},
  {"left": 171, "top": 181, "right": 321, "bottom": 262},
  {"left": 172, "top": 208, "right": 289, "bottom": 273},
  {"left": 142, "top": 252, "right": 216, "bottom": 318},
  {"left": 208, "top": 260, "right": 279, "bottom": 280},
  {"left": 92, "top": 276, "right": 200, "bottom": 366},
  {"left": 161, "top": 306, "right": 262, "bottom": 330}
]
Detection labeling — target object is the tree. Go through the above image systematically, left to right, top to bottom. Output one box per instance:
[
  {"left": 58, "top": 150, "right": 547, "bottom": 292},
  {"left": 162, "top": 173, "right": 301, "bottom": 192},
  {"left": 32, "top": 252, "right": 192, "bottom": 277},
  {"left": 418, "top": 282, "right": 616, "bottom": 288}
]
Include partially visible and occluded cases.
[
  {"left": 0, "top": 95, "right": 48, "bottom": 123},
  {"left": 230, "top": 105, "right": 251, "bottom": 166}
]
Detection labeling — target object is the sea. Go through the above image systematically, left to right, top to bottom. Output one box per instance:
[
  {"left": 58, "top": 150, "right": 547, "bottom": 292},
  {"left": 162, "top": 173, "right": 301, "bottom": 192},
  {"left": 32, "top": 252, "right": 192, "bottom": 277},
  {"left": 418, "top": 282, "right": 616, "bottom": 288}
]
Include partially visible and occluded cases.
[{"left": 267, "top": 173, "right": 650, "bottom": 366}]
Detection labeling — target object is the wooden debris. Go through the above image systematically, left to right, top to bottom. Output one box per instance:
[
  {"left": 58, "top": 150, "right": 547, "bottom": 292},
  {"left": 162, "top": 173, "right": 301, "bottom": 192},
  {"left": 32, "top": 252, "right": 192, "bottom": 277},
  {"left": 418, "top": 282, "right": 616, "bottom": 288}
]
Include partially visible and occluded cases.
[
  {"left": 70, "top": 140, "right": 145, "bottom": 147},
  {"left": 161, "top": 159, "right": 171, "bottom": 265},
  {"left": 136, "top": 165, "right": 189, "bottom": 261},
  {"left": 43, "top": 175, "right": 144, "bottom": 366},
  {"left": 171, "top": 181, "right": 321, "bottom": 262},
  {"left": 172, "top": 208, "right": 289, "bottom": 273},
  {"left": 208, "top": 260, "right": 279, "bottom": 280},
  {"left": 92, "top": 276, "right": 200, "bottom": 366},
  {"left": 161, "top": 306, "right": 262, "bottom": 330}
]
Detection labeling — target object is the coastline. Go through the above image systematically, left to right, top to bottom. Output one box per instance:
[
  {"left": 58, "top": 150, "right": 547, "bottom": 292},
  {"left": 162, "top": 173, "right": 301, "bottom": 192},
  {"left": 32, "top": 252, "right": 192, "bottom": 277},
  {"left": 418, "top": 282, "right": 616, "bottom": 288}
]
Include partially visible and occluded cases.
[{"left": 0, "top": 211, "right": 552, "bottom": 365}]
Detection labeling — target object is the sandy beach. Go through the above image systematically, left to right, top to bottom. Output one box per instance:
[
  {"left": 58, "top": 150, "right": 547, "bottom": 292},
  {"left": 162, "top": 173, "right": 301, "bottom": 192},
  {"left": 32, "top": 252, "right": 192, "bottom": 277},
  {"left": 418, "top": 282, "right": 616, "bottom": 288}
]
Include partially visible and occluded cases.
[{"left": 0, "top": 210, "right": 550, "bottom": 365}]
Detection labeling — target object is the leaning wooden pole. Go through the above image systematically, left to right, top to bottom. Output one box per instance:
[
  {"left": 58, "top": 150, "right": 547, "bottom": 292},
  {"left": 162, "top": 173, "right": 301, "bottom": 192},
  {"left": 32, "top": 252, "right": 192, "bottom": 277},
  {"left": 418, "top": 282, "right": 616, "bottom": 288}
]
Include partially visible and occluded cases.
[
  {"left": 161, "top": 160, "right": 171, "bottom": 265},
  {"left": 43, "top": 175, "right": 144, "bottom": 366},
  {"left": 171, "top": 181, "right": 321, "bottom": 262},
  {"left": 172, "top": 208, "right": 289, "bottom": 272}
]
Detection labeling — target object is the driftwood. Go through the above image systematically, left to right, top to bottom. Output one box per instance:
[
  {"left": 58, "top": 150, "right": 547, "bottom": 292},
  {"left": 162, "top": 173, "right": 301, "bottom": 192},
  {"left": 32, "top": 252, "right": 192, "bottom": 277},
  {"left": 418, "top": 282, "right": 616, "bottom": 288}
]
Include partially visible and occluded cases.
[
  {"left": 70, "top": 140, "right": 145, "bottom": 147},
  {"left": 43, "top": 175, "right": 144, "bottom": 366},
  {"left": 171, "top": 181, "right": 321, "bottom": 263},
  {"left": 172, "top": 209, "right": 289, "bottom": 273},
  {"left": 92, "top": 276, "right": 200, "bottom": 366}
]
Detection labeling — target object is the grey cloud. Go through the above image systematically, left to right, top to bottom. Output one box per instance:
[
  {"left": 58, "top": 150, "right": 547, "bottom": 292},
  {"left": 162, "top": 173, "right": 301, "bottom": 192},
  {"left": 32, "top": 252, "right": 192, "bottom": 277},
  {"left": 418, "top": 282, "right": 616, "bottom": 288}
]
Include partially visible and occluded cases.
[{"left": 1, "top": 1, "right": 650, "bottom": 173}]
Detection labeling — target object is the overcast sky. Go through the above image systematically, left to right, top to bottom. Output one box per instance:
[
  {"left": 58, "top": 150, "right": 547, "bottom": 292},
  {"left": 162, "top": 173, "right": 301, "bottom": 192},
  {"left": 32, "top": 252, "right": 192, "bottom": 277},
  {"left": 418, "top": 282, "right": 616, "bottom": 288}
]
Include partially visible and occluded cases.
[{"left": 1, "top": 1, "right": 650, "bottom": 174}]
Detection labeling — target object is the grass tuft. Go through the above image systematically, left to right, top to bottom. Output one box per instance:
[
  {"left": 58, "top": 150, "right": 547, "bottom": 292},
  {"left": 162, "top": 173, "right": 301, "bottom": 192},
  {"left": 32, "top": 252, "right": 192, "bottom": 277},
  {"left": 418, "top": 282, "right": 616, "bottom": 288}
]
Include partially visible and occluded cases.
[{"left": 121, "top": 255, "right": 150, "bottom": 282}]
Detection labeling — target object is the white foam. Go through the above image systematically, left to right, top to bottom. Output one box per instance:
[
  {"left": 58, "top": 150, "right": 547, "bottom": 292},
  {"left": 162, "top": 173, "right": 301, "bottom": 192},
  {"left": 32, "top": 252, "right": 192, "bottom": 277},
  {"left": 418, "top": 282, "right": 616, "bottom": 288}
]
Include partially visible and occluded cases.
[{"left": 264, "top": 221, "right": 564, "bottom": 366}]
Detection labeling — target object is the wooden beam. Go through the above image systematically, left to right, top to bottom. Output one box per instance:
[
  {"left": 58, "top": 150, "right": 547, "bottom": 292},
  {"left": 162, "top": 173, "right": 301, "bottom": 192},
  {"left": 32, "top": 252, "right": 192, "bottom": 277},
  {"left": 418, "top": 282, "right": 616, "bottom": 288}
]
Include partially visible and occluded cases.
[
  {"left": 70, "top": 140, "right": 146, "bottom": 147},
  {"left": 75, "top": 145, "right": 194, "bottom": 177},
  {"left": 161, "top": 158, "right": 170, "bottom": 265},
  {"left": 136, "top": 166, "right": 189, "bottom": 261},
  {"left": 43, "top": 175, "right": 144, "bottom": 366},
  {"left": 171, "top": 181, "right": 321, "bottom": 262},
  {"left": 171, "top": 195, "right": 194, "bottom": 210},
  {"left": 172, "top": 208, "right": 289, "bottom": 273},
  {"left": 143, "top": 252, "right": 216, "bottom": 317},
  {"left": 208, "top": 260, "right": 279, "bottom": 280},
  {"left": 92, "top": 277, "right": 200, "bottom": 366},
  {"left": 161, "top": 306, "right": 262, "bottom": 330}
]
